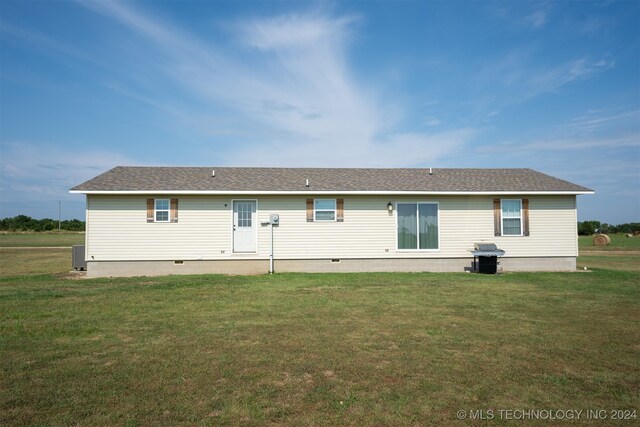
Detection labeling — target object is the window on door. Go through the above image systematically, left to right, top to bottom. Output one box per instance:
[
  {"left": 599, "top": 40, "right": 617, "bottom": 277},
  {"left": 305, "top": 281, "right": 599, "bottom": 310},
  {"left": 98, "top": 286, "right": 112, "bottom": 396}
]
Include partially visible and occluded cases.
[
  {"left": 236, "top": 202, "right": 253, "bottom": 227},
  {"left": 397, "top": 203, "right": 439, "bottom": 250}
]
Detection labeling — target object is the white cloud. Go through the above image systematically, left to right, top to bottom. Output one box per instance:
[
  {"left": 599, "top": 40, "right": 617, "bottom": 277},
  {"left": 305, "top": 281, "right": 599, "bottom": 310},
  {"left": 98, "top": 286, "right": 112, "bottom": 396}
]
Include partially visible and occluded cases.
[
  {"left": 77, "top": 1, "right": 473, "bottom": 167},
  {"left": 490, "top": 3, "right": 553, "bottom": 30},
  {"left": 526, "top": 10, "right": 548, "bottom": 28},
  {"left": 240, "top": 13, "right": 358, "bottom": 50},
  {"left": 0, "top": 22, "right": 97, "bottom": 64},
  {"left": 475, "top": 50, "right": 615, "bottom": 110},
  {"left": 530, "top": 57, "right": 615, "bottom": 93},
  {"left": 472, "top": 105, "right": 639, "bottom": 179},
  {"left": 537, "top": 108, "right": 639, "bottom": 151},
  {"left": 561, "top": 109, "right": 639, "bottom": 135},
  {"left": 424, "top": 117, "right": 442, "bottom": 127},
  {"left": 228, "top": 128, "right": 477, "bottom": 167},
  {"left": 374, "top": 129, "right": 477, "bottom": 166},
  {"left": 478, "top": 134, "right": 638, "bottom": 155},
  {"left": 520, "top": 134, "right": 638, "bottom": 151},
  {"left": 0, "top": 141, "right": 137, "bottom": 202}
]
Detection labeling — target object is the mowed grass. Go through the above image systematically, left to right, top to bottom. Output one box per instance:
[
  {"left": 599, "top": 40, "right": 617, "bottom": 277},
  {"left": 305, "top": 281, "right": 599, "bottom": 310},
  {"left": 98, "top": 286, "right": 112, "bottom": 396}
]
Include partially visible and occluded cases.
[
  {"left": 0, "top": 232, "right": 85, "bottom": 247},
  {"left": 0, "top": 248, "right": 72, "bottom": 277},
  {"left": 1, "top": 253, "right": 639, "bottom": 425},
  {"left": 578, "top": 254, "right": 640, "bottom": 272}
]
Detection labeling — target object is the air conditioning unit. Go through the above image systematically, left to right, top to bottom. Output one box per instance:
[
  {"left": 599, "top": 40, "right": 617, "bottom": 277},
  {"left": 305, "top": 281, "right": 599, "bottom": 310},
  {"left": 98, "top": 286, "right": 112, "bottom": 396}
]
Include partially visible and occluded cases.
[{"left": 72, "top": 245, "right": 86, "bottom": 271}]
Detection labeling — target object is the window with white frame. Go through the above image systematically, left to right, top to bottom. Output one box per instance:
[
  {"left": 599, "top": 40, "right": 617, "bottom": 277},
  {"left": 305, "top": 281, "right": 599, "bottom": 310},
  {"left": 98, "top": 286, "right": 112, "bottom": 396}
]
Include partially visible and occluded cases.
[
  {"left": 155, "top": 199, "right": 170, "bottom": 222},
  {"left": 314, "top": 199, "right": 336, "bottom": 221},
  {"left": 501, "top": 199, "right": 522, "bottom": 236},
  {"left": 397, "top": 203, "right": 439, "bottom": 250}
]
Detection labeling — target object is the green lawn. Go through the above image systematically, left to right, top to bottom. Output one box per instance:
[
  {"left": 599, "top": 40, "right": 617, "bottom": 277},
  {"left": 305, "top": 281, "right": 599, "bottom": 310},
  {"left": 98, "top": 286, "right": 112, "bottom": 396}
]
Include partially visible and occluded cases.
[
  {"left": 0, "top": 232, "right": 85, "bottom": 247},
  {"left": 579, "top": 234, "right": 640, "bottom": 251},
  {"left": 0, "top": 248, "right": 72, "bottom": 277},
  {"left": 1, "top": 251, "right": 639, "bottom": 425},
  {"left": 578, "top": 254, "right": 640, "bottom": 272}
]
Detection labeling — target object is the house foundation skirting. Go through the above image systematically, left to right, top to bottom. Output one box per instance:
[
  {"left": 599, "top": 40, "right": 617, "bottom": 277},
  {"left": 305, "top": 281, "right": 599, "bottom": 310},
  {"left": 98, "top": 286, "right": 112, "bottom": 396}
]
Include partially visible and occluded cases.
[{"left": 86, "top": 257, "right": 576, "bottom": 277}]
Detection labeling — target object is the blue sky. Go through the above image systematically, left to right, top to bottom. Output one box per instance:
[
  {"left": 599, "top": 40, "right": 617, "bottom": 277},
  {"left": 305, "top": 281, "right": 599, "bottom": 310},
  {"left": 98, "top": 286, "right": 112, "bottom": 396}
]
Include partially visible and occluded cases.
[{"left": 1, "top": 0, "right": 638, "bottom": 223}]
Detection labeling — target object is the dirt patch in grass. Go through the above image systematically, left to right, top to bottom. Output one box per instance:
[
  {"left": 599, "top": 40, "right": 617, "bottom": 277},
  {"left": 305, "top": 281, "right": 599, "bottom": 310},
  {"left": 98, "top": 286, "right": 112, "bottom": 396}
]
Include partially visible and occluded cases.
[{"left": 54, "top": 271, "right": 87, "bottom": 280}]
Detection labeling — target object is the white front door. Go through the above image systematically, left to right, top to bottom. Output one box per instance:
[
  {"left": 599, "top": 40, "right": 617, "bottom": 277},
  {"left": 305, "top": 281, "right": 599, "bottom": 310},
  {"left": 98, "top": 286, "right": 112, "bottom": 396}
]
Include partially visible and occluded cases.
[{"left": 233, "top": 200, "right": 257, "bottom": 253}]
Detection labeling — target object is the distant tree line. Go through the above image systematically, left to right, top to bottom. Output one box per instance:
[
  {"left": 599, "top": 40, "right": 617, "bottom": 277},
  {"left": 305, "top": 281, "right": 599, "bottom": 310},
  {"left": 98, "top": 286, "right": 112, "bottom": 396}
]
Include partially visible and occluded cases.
[
  {"left": 0, "top": 215, "right": 85, "bottom": 232},
  {"left": 578, "top": 221, "right": 640, "bottom": 236}
]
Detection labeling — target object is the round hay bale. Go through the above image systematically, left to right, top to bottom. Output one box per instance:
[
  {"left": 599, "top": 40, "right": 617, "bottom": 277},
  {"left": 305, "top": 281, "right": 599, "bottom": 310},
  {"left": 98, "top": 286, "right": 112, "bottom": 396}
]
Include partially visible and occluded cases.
[
  {"left": 633, "top": 230, "right": 640, "bottom": 236},
  {"left": 626, "top": 233, "right": 634, "bottom": 238},
  {"left": 592, "top": 234, "right": 611, "bottom": 246}
]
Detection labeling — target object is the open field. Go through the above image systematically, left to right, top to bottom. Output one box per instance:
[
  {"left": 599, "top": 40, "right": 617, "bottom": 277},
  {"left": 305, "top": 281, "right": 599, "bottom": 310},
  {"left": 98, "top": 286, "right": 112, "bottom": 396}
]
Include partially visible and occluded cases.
[
  {"left": 0, "top": 232, "right": 85, "bottom": 247},
  {"left": 577, "top": 234, "right": 640, "bottom": 271},
  {"left": 579, "top": 234, "right": 640, "bottom": 252},
  {"left": 1, "top": 246, "right": 639, "bottom": 425}
]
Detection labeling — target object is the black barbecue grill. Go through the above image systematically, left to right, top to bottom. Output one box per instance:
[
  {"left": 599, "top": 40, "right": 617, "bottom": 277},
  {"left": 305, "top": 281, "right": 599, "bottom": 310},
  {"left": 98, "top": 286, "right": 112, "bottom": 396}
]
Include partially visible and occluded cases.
[{"left": 471, "top": 243, "right": 505, "bottom": 274}]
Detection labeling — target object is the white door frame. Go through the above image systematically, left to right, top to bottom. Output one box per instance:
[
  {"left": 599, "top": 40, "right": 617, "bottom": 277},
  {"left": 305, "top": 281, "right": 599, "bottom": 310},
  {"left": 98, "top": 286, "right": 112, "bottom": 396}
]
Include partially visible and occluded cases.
[{"left": 232, "top": 199, "right": 258, "bottom": 253}]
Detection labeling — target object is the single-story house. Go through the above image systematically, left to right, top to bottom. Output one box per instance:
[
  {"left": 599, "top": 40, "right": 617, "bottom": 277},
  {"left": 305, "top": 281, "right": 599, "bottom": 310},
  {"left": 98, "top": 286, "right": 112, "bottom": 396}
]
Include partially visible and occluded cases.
[{"left": 70, "top": 167, "right": 593, "bottom": 277}]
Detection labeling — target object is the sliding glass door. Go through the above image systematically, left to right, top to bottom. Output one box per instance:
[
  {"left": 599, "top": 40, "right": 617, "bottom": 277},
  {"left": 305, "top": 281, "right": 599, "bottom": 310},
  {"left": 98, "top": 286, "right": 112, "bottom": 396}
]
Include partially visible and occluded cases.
[{"left": 397, "top": 203, "right": 439, "bottom": 250}]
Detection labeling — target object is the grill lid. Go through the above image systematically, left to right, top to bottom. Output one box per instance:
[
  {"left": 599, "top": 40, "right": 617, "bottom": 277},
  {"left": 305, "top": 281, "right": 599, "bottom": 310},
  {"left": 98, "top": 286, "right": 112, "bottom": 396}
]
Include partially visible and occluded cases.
[
  {"left": 471, "top": 242, "right": 505, "bottom": 257},
  {"left": 475, "top": 243, "right": 498, "bottom": 251}
]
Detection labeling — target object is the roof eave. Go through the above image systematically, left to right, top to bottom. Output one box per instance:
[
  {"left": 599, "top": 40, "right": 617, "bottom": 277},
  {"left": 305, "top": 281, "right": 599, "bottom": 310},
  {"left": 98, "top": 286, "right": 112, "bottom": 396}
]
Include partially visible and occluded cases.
[{"left": 69, "top": 190, "right": 595, "bottom": 195}]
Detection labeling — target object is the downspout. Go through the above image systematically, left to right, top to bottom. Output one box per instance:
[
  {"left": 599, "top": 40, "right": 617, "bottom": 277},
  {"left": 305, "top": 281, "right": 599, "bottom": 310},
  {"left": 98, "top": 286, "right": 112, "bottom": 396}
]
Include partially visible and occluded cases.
[
  {"left": 261, "top": 219, "right": 275, "bottom": 274},
  {"left": 270, "top": 222, "right": 274, "bottom": 274}
]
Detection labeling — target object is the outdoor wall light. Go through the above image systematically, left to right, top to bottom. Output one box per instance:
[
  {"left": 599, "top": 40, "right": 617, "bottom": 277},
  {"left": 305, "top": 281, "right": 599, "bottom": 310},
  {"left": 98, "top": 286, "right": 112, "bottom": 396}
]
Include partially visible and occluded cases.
[{"left": 387, "top": 202, "right": 394, "bottom": 213}]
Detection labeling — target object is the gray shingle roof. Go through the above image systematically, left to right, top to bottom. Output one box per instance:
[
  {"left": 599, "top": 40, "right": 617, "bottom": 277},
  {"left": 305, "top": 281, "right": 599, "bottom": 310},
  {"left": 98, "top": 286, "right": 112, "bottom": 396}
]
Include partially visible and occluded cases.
[{"left": 70, "top": 167, "right": 593, "bottom": 193}]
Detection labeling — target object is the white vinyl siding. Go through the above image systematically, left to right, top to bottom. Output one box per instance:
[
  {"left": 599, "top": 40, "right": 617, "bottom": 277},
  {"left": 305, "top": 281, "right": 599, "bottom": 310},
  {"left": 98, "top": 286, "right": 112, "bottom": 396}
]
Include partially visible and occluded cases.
[{"left": 86, "top": 195, "right": 578, "bottom": 261}]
